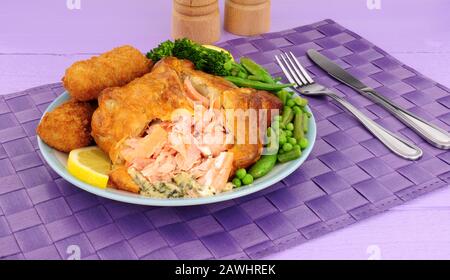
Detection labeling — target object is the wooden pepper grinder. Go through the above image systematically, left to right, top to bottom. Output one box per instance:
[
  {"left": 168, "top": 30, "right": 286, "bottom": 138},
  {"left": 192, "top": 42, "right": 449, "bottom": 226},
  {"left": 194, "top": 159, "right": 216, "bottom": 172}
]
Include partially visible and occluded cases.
[
  {"left": 172, "top": 0, "right": 221, "bottom": 44},
  {"left": 224, "top": 0, "right": 271, "bottom": 36}
]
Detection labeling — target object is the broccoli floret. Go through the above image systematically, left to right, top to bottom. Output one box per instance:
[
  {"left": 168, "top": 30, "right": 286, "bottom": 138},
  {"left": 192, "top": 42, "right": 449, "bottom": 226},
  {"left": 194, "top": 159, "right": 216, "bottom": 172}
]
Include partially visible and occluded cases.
[
  {"left": 146, "top": 38, "right": 235, "bottom": 76},
  {"left": 146, "top": 40, "right": 175, "bottom": 61}
]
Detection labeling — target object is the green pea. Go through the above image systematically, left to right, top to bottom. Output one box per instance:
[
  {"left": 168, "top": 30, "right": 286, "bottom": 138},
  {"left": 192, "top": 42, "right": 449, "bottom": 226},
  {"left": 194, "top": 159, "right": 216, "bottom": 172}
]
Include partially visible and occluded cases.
[
  {"left": 286, "top": 99, "right": 295, "bottom": 107},
  {"left": 280, "top": 123, "right": 286, "bottom": 130},
  {"left": 286, "top": 123, "right": 294, "bottom": 131},
  {"left": 285, "top": 130, "right": 293, "bottom": 137},
  {"left": 279, "top": 134, "right": 287, "bottom": 146},
  {"left": 288, "top": 137, "right": 297, "bottom": 145},
  {"left": 299, "top": 138, "right": 309, "bottom": 149},
  {"left": 282, "top": 143, "right": 293, "bottom": 152},
  {"left": 236, "top": 168, "right": 247, "bottom": 180},
  {"left": 242, "top": 174, "right": 254, "bottom": 185},
  {"left": 232, "top": 178, "right": 242, "bottom": 188}
]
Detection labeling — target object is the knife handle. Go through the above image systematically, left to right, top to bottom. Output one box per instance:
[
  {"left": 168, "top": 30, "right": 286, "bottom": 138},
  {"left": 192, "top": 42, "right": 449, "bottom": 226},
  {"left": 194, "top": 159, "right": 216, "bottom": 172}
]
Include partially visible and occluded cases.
[
  {"left": 362, "top": 89, "right": 450, "bottom": 150},
  {"left": 329, "top": 93, "right": 423, "bottom": 160}
]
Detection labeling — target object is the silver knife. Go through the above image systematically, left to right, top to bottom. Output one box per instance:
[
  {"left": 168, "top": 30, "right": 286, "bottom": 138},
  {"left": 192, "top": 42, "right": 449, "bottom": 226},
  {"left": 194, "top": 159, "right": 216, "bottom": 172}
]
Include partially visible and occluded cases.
[{"left": 307, "top": 49, "right": 450, "bottom": 149}]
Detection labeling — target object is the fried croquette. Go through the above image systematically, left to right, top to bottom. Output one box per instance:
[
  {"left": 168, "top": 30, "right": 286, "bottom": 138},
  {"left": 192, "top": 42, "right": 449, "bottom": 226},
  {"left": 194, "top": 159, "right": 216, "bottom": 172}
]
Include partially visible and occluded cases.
[
  {"left": 62, "top": 45, "right": 153, "bottom": 101},
  {"left": 37, "top": 100, "right": 96, "bottom": 153}
]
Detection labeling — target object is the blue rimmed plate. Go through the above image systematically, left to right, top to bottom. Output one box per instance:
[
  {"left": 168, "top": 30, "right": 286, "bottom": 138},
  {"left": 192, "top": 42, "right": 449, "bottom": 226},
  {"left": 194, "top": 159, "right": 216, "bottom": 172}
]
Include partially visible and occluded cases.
[{"left": 38, "top": 91, "right": 316, "bottom": 206}]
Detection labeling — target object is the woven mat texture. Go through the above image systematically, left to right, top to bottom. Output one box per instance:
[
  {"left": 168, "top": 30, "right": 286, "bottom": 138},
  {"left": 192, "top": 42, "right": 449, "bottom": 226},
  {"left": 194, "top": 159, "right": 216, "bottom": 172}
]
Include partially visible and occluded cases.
[{"left": 1, "top": 19, "right": 450, "bottom": 260}]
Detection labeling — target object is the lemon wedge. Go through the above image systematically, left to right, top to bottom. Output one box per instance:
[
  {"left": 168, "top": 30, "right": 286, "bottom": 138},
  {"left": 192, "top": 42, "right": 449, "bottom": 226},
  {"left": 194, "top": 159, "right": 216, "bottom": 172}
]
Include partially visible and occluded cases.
[
  {"left": 203, "top": 44, "right": 234, "bottom": 61},
  {"left": 67, "top": 146, "right": 111, "bottom": 189}
]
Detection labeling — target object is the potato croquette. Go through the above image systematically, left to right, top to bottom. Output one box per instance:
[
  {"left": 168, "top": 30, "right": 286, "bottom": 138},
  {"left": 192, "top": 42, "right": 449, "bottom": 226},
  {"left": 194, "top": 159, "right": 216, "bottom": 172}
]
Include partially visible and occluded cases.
[
  {"left": 62, "top": 45, "right": 153, "bottom": 101},
  {"left": 37, "top": 100, "right": 96, "bottom": 153}
]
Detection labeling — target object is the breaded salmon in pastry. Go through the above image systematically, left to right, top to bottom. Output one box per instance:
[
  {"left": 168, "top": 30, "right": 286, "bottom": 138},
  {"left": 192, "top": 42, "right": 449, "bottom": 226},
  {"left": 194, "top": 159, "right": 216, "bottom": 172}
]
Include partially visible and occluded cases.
[
  {"left": 63, "top": 45, "right": 153, "bottom": 101},
  {"left": 91, "top": 57, "right": 282, "bottom": 198}
]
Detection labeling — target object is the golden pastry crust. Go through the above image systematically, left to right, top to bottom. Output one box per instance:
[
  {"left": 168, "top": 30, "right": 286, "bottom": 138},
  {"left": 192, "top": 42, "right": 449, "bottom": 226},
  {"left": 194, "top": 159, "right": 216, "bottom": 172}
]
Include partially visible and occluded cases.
[
  {"left": 63, "top": 45, "right": 153, "bottom": 101},
  {"left": 91, "top": 60, "right": 194, "bottom": 163},
  {"left": 37, "top": 100, "right": 96, "bottom": 153},
  {"left": 109, "top": 166, "right": 140, "bottom": 194}
]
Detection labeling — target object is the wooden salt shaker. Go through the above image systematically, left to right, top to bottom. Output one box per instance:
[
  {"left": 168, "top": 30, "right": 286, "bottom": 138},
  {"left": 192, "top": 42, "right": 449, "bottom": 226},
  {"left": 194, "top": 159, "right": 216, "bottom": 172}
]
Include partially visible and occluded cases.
[
  {"left": 172, "top": 0, "right": 221, "bottom": 44},
  {"left": 224, "top": 0, "right": 271, "bottom": 36}
]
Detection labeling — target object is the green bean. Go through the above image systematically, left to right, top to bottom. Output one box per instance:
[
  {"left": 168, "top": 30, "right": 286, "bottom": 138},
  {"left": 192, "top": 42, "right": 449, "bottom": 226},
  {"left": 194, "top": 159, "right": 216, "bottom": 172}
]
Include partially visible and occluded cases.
[
  {"left": 240, "top": 57, "right": 274, "bottom": 84},
  {"left": 232, "top": 62, "right": 248, "bottom": 75},
  {"left": 230, "top": 68, "right": 240, "bottom": 77},
  {"left": 238, "top": 71, "right": 248, "bottom": 79},
  {"left": 248, "top": 75, "right": 260, "bottom": 81},
  {"left": 225, "top": 76, "right": 293, "bottom": 91},
  {"left": 276, "top": 90, "right": 289, "bottom": 105},
  {"left": 294, "top": 97, "right": 308, "bottom": 107},
  {"left": 286, "top": 99, "right": 295, "bottom": 107},
  {"left": 281, "top": 106, "right": 294, "bottom": 126},
  {"left": 293, "top": 106, "right": 302, "bottom": 114},
  {"left": 301, "top": 106, "right": 312, "bottom": 117},
  {"left": 294, "top": 111, "right": 304, "bottom": 142},
  {"left": 303, "top": 112, "right": 309, "bottom": 133},
  {"left": 278, "top": 145, "right": 302, "bottom": 163},
  {"left": 248, "top": 154, "right": 278, "bottom": 179}
]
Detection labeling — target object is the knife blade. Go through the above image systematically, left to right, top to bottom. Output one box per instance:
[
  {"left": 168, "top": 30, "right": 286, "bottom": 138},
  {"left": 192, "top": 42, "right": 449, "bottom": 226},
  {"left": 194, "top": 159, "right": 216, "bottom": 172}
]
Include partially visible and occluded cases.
[{"left": 306, "top": 49, "right": 370, "bottom": 91}]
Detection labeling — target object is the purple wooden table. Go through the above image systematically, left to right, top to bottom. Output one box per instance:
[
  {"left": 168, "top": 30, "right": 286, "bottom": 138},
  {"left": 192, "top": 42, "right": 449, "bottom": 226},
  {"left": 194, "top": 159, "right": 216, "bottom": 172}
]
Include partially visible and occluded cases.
[{"left": 1, "top": 0, "right": 450, "bottom": 259}]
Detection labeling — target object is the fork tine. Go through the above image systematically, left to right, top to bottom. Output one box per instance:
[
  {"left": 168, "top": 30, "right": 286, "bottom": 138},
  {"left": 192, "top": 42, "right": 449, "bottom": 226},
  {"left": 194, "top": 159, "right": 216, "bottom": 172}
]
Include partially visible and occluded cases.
[
  {"left": 289, "top": 51, "right": 314, "bottom": 84},
  {"left": 283, "top": 52, "right": 308, "bottom": 85},
  {"left": 279, "top": 53, "right": 305, "bottom": 87},
  {"left": 275, "top": 55, "right": 296, "bottom": 86}
]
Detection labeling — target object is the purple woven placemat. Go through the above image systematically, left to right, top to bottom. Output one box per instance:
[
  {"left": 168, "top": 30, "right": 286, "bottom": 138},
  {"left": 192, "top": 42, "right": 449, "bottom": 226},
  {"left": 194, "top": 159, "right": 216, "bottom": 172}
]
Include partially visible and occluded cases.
[{"left": 1, "top": 19, "right": 450, "bottom": 260}]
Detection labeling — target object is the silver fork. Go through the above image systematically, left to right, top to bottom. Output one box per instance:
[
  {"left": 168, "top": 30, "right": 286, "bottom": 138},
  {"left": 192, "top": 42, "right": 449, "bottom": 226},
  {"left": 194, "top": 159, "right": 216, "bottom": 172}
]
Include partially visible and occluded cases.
[{"left": 275, "top": 51, "right": 423, "bottom": 160}]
